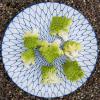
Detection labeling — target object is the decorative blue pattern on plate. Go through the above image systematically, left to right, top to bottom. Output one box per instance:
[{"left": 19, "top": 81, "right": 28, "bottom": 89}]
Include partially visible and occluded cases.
[{"left": 2, "top": 2, "right": 98, "bottom": 98}]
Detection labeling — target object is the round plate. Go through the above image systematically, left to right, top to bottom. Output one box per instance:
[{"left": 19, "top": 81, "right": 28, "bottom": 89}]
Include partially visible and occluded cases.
[{"left": 2, "top": 2, "right": 98, "bottom": 98}]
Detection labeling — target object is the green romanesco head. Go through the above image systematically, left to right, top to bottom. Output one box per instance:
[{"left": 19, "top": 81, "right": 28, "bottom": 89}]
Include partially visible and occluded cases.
[
  {"left": 50, "top": 16, "right": 72, "bottom": 36},
  {"left": 23, "top": 32, "right": 40, "bottom": 49},
  {"left": 38, "top": 40, "right": 48, "bottom": 47},
  {"left": 63, "top": 40, "right": 81, "bottom": 58},
  {"left": 39, "top": 41, "right": 63, "bottom": 63},
  {"left": 21, "top": 49, "right": 35, "bottom": 65},
  {"left": 62, "top": 59, "right": 84, "bottom": 82},
  {"left": 41, "top": 66, "right": 61, "bottom": 84}
]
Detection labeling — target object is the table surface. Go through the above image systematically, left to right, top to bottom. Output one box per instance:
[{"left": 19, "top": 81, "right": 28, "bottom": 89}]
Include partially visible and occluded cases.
[{"left": 0, "top": 0, "right": 100, "bottom": 100}]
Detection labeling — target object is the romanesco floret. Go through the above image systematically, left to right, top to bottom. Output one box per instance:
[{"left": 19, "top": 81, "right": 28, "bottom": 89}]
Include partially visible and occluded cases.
[
  {"left": 50, "top": 16, "right": 72, "bottom": 37},
  {"left": 23, "top": 32, "right": 40, "bottom": 49},
  {"left": 38, "top": 40, "right": 48, "bottom": 47},
  {"left": 63, "top": 40, "right": 81, "bottom": 58},
  {"left": 39, "top": 42, "right": 63, "bottom": 63},
  {"left": 21, "top": 49, "right": 35, "bottom": 65},
  {"left": 62, "top": 59, "right": 84, "bottom": 82},
  {"left": 41, "top": 66, "right": 61, "bottom": 84}
]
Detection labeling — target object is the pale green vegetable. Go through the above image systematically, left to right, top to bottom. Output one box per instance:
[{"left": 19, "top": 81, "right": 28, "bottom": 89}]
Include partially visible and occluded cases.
[
  {"left": 50, "top": 16, "right": 72, "bottom": 36},
  {"left": 23, "top": 32, "right": 40, "bottom": 49},
  {"left": 38, "top": 40, "right": 48, "bottom": 47},
  {"left": 63, "top": 40, "right": 81, "bottom": 58},
  {"left": 39, "top": 41, "right": 63, "bottom": 63},
  {"left": 21, "top": 49, "right": 35, "bottom": 64},
  {"left": 62, "top": 59, "right": 84, "bottom": 82},
  {"left": 41, "top": 66, "right": 61, "bottom": 84}
]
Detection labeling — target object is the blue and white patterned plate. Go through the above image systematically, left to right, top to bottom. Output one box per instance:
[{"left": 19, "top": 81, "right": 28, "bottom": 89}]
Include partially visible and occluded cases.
[{"left": 2, "top": 2, "right": 98, "bottom": 98}]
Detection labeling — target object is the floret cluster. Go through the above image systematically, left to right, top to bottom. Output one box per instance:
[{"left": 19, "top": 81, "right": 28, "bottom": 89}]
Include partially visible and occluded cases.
[{"left": 21, "top": 16, "right": 84, "bottom": 84}]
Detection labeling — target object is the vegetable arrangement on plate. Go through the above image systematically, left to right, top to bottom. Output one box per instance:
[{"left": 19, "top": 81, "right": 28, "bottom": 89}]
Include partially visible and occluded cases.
[{"left": 21, "top": 16, "right": 84, "bottom": 84}]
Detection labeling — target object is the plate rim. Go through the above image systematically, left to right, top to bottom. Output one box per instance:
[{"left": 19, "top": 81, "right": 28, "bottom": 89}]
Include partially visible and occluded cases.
[{"left": 1, "top": 1, "right": 99, "bottom": 99}]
